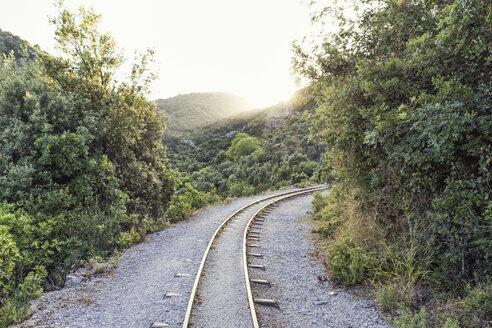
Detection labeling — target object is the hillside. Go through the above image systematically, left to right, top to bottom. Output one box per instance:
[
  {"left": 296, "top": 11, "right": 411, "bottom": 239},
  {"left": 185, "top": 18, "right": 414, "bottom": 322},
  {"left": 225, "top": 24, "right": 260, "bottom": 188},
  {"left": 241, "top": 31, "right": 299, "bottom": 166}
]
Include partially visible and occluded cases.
[
  {"left": 0, "top": 28, "right": 37, "bottom": 62},
  {"left": 163, "top": 88, "right": 318, "bottom": 169},
  {"left": 162, "top": 89, "right": 326, "bottom": 217},
  {"left": 155, "top": 92, "right": 253, "bottom": 134}
]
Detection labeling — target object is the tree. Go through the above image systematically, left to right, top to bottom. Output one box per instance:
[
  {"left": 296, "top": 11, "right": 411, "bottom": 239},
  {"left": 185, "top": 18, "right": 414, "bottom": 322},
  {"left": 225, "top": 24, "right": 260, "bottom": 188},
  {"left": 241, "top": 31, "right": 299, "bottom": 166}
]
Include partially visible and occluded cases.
[
  {"left": 294, "top": 0, "right": 491, "bottom": 290},
  {"left": 39, "top": 2, "right": 176, "bottom": 218},
  {"left": 0, "top": 4, "right": 177, "bottom": 325},
  {"left": 226, "top": 133, "right": 264, "bottom": 162}
]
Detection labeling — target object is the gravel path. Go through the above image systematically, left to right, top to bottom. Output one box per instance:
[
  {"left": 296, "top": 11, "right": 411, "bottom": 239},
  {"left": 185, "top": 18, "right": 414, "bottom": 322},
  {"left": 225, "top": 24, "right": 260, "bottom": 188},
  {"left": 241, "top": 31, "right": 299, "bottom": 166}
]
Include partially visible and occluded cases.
[
  {"left": 13, "top": 189, "right": 300, "bottom": 328},
  {"left": 250, "top": 193, "right": 390, "bottom": 328}
]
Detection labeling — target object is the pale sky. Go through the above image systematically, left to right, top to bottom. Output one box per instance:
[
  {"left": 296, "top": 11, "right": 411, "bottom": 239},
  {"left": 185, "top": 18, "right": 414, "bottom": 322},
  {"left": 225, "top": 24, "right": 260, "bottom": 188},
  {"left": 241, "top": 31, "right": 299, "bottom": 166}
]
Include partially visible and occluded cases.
[{"left": 0, "top": 0, "right": 314, "bottom": 108}]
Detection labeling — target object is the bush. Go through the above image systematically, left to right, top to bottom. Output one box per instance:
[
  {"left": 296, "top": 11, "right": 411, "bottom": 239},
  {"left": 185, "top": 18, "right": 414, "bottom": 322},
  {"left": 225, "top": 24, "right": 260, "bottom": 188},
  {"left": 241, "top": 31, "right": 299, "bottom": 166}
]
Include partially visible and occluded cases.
[
  {"left": 299, "top": 0, "right": 491, "bottom": 325},
  {"left": 0, "top": 4, "right": 178, "bottom": 326},
  {"left": 166, "top": 182, "right": 219, "bottom": 221},
  {"left": 229, "top": 182, "right": 255, "bottom": 197},
  {"left": 312, "top": 187, "right": 347, "bottom": 236},
  {"left": 312, "top": 191, "right": 328, "bottom": 214},
  {"left": 0, "top": 206, "right": 49, "bottom": 327},
  {"left": 117, "top": 227, "right": 141, "bottom": 249},
  {"left": 327, "top": 237, "right": 371, "bottom": 286},
  {"left": 436, "top": 283, "right": 492, "bottom": 328},
  {"left": 391, "top": 307, "right": 428, "bottom": 328}
]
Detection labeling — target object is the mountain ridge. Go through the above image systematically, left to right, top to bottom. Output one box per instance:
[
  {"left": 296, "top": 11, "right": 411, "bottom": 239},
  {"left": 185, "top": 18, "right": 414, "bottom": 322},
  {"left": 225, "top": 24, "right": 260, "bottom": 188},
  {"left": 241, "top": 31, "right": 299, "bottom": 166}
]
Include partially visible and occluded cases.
[{"left": 155, "top": 92, "right": 253, "bottom": 134}]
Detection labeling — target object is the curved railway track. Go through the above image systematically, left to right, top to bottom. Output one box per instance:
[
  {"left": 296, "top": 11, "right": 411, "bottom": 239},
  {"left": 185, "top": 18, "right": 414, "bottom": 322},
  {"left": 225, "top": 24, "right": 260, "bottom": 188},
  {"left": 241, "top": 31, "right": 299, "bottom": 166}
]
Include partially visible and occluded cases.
[{"left": 179, "top": 185, "right": 327, "bottom": 328}]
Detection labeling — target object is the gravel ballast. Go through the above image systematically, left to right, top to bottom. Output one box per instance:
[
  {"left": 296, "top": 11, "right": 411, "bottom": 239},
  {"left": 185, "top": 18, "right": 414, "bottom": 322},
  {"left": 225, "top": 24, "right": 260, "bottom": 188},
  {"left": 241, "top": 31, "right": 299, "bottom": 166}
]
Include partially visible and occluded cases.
[
  {"left": 12, "top": 188, "right": 388, "bottom": 328},
  {"left": 13, "top": 189, "right": 299, "bottom": 328},
  {"left": 188, "top": 190, "right": 313, "bottom": 328},
  {"left": 250, "top": 193, "right": 390, "bottom": 328},
  {"left": 189, "top": 201, "right": 265, "bottom": 327}
]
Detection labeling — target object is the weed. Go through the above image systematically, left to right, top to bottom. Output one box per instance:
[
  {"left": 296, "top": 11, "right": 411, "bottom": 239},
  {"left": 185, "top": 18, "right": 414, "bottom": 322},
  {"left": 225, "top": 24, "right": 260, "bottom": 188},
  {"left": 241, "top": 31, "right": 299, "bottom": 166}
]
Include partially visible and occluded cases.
[
  {"left": 110, "top": 250, "right": 120, "bottom": 268},
  {"left": 377, "top": 283, "right": 400, "bottom": 312},
  {"left": 436, "top": 283, "right": 492, "bottom": 328},
  {"left": 0, "top": 300, "right": 31, "bottom": 328},
  {"left": 390, "top": 306, "right": 428, "bottom": 328}
]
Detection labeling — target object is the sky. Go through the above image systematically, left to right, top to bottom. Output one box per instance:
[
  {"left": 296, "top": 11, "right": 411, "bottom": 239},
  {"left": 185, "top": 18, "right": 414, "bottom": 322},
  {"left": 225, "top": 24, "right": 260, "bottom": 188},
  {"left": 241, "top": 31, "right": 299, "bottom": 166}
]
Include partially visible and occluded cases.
[{"left": 1, "top": 0, "right": 315, "bottom": 108}]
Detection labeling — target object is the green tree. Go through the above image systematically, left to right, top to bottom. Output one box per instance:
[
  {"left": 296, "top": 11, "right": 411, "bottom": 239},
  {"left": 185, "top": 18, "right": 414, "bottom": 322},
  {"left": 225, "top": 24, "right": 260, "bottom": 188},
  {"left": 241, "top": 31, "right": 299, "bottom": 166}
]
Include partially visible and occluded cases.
[
  {"left": 294, "top": 0, "right": 491, "bottom": 322},
  {"left": 40, "top": 2, "right": 175, "bottom": 218},
  {"left": 0, "top": 4, "right": 177, "bottom": 325},
  {"left": 226, "top": 133, "right": 264, "bottom": 161}
]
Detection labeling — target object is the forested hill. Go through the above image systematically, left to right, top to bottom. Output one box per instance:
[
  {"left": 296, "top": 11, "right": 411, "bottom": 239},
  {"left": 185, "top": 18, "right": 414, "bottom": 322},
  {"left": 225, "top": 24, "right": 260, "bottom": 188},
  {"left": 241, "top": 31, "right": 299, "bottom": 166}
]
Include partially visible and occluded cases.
[
  {"left": 0, "top": 28, "right": 37, "bottom": 62},
  {"left": 162, "top": 89, "right": 327, "bottom": 219},
  {"left": 163, "top": 89, "right": 319, "bottom": 171},
  {"left": 155, "top": 92, "right": 253, "bottom": 134}
]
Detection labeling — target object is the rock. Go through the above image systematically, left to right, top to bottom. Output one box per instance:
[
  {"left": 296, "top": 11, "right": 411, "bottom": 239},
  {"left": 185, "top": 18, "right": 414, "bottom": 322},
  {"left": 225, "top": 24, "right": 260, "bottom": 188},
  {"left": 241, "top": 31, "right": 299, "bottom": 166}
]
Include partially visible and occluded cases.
[
  {"left": 181, "top": 139, "right": 195, "bottom": 147},
  {"left": 74, "top": 267, "right": 87, "bottom": 277},
  {"left": 64, "top": 275, "right": 82, "bottom": 288}
]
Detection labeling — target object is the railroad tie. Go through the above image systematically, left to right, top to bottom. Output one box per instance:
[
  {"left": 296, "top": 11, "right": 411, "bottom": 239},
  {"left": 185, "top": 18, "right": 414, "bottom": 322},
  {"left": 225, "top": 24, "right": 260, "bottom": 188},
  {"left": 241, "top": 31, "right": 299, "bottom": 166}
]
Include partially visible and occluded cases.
[
  {"left": 247, "top": 252, "right": 263, "bottom": 258},
  {"left": 248, "top": 264, "right": 266, "bottom": 270},
  {"left": 250, "top": 278, "right": 271, "bottom": 286},
  {"left": 254, "top": 298, "right": 279, "bottom": 308},
  {"left": 149, "top": 323, "right": 170, "bottom": 327}
]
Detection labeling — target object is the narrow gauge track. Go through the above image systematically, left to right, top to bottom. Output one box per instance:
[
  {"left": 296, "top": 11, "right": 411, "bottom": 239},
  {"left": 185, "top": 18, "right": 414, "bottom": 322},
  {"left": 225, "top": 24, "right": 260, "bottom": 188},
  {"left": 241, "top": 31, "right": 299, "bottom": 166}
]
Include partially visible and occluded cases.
[{"left": 179, "top": 186, "right": 326, "bottom": 328}]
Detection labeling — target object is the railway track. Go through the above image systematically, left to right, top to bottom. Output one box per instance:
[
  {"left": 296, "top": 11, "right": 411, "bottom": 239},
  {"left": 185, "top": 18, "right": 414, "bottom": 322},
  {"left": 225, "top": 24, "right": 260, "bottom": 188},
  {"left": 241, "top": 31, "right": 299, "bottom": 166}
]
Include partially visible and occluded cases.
[{"left": 169, "top": 185, "right": 327, "bottom": 328}]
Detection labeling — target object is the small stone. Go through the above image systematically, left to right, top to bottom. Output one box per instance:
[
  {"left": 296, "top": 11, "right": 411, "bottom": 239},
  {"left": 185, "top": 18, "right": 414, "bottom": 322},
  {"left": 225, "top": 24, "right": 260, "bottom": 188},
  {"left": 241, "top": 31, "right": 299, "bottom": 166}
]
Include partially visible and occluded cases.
[
  {"left": 74, "top": 267, "right": 87, "bottom": 276},
  {"left": 64, "top": 275, "right": 82, "bottom": 288},
  {"left": 313, "top": 299, "right": 330, "bottom": 305}
]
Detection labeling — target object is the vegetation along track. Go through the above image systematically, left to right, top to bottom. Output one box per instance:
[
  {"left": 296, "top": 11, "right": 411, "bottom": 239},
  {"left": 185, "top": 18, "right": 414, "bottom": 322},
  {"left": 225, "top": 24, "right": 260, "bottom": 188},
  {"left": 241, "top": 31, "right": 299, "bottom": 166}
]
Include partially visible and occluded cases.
[{"left": 179, "top": 185, "right": 327, "bottom": 328}]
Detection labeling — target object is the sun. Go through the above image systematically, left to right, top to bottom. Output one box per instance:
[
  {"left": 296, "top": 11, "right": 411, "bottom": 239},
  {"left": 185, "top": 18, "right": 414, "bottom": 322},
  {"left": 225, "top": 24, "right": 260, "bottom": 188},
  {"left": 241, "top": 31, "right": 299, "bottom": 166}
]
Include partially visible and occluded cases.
[{"left": 240, "top": 82, "right": 298, "bottom": 109}]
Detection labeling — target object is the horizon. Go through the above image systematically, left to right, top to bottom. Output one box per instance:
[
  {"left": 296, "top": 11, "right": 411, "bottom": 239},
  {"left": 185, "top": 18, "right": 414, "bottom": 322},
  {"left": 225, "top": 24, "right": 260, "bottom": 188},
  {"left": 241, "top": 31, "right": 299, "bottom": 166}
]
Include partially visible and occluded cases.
[{"left": 0, "top": 0, "right": 316, "bottom": 108}]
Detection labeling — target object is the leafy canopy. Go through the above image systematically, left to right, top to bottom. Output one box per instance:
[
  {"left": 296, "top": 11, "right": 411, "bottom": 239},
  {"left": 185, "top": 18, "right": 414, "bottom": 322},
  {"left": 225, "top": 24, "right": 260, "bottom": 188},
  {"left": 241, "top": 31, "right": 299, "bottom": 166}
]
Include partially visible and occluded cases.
[{"left": 294, "top": 0, "right": 491, "bottom": 301}]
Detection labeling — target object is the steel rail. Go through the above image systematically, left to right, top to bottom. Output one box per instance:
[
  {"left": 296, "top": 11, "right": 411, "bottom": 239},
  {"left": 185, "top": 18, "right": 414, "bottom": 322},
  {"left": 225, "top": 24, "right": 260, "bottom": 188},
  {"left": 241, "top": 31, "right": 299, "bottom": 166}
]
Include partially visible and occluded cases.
[
  {"left": 181, "top": 186, "right": 323, "bottom": 328},
  {"left": 242, "top": 186, "right": 327, "bottom": 328}
]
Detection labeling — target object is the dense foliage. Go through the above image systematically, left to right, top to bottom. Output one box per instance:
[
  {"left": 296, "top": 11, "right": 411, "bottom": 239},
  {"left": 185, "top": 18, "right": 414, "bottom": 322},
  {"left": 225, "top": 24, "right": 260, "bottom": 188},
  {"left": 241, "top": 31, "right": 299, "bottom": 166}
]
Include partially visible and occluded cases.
[
  {"left": 296, "top": 0, "right": 491, "bottom": 325},
  {"left": 0, "top": 5, "right": 175, "bottom": 326},
  {"left": 0, "top": 29, "right": 37, "bottom": 63},
  {"left": 163, "top": 94, "right": 327, "bottom": 220}
]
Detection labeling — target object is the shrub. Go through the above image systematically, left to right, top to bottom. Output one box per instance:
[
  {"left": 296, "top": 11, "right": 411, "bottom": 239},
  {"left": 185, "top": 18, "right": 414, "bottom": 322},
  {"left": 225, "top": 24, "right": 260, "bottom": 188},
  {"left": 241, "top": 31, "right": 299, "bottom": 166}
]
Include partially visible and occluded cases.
[
  {"left": 298, "top": 0, "right": 491, "bottom": 324},
  {"left": 0, "top": 4, "right": 178, "bottom": 326},
  {"left": 166, "top": 183, "right": 219, "bottom": 221},
  {"left": 314, "top": 185, "right": 337, "bottom": 212},
  {"left": 0, "top": 206, "right": 50, "bottom": 327},
  {"left": 117, "top": 227, "right": 141, "bottom": 249},
  {"left": 327, "top": 237, "right": 370, "bottom": 286},
  {"left": 377, "top": 283, "right": 400, "bottom": 312},
  {"left": 436, "top": 283, "right": 492, "bottom": 328},
  {"left": 391, "top": 307, "right": 428, "bottom": 328}
]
